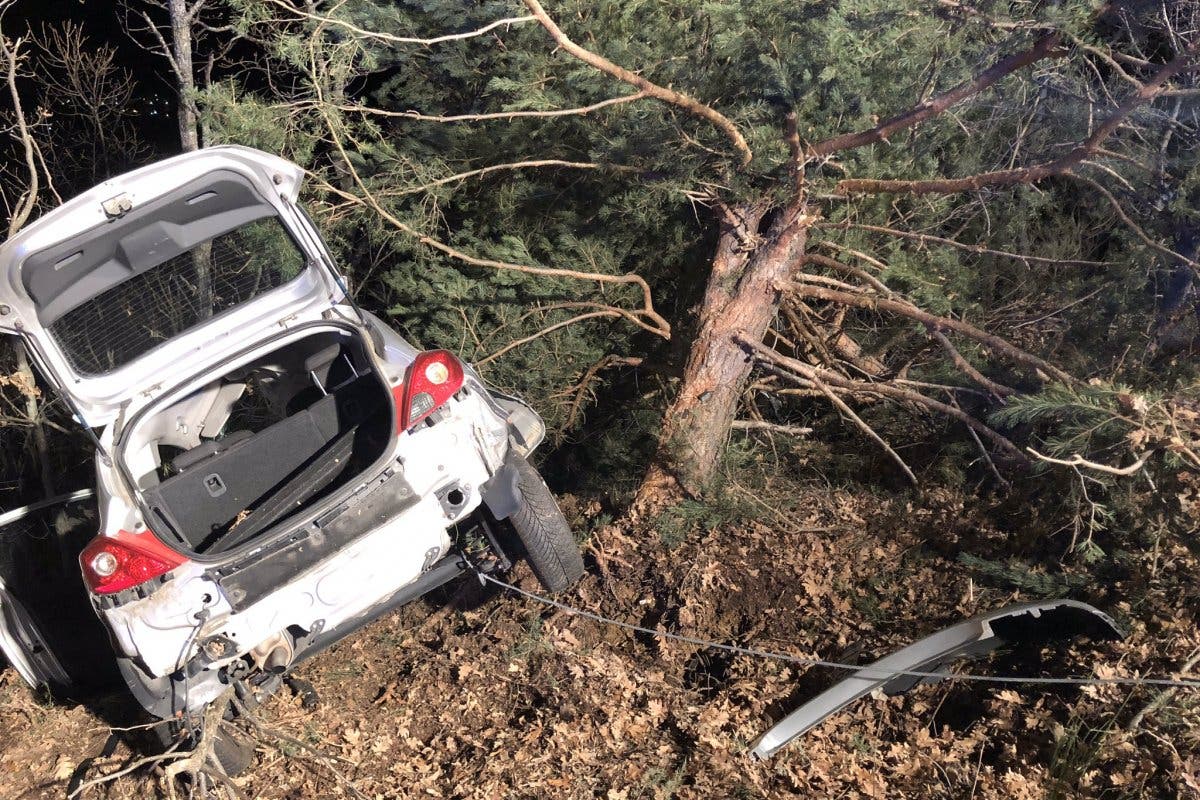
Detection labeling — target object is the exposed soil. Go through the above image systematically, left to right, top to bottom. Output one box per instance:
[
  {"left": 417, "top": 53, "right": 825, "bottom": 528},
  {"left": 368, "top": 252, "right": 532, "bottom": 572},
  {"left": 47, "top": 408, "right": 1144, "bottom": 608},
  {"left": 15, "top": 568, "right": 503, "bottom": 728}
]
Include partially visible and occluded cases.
[{"left": 1, "top": 482, "right": 1197, "bottom": 799}]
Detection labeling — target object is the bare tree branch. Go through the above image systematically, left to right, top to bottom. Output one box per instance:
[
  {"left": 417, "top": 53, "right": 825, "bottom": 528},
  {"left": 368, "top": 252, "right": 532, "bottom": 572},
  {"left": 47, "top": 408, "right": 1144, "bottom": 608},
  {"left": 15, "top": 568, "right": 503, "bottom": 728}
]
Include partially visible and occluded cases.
[
  {"left": 260, "top": 0, "right": 535, "bottom": 46},
  {"left": 521, "top": 0, "right": 753, "bottom": 166},
  {"left": 137, "top": 10, "right": 182, "bottom": 80},
  {"left": 1, "top": 21, "right": 38, "bottom": 238},
  {"left": 809, "top": 33, "right": 1063, "bottom": 157},
  {"left": 837, "top": 42, "right": 1198, "bottom": 195},
  {"left": 306, "top": 75, "right": 672, "bottom": 341},
  {"left": 332, "top": 91, "right": 647, "bottom": 123},
  {"left": 387, "top": 159, "right": 612, "bottom": 198},
  {"left": 1067, "top": 171, "right": 1200, "bottom": 272},
  {"left": 816, "top": 221, "right": 1112, "bottom": 268},
  {"left": 801, "top": 252, "right": 893, "bottom": 295},
  {"left": 785, "top": 282, "right": 1078, "bottom": 385},
  {"left": 478, "top": 310, "right": 621, "bottom": 365},
  {"left": 930, "top": 329, "right": 1016, "bottom": 398},
  {"left": 739, "top": 335, "right": 1026, "bottom": 459},
  {"left": 553, "top": 354, "right": 644, "bottom": 437},
  {"left": 811, "top": 368, "right": 919, "bottom": 486},
  {"left": 730, "top": 419, "right": 814, "bottom": 435},
  {"left": 1027, "top": 446, "right": 1151, "bottom": 476},
  {"left": 1126, "top": 646, "right": 1200, "bottom": 732}
]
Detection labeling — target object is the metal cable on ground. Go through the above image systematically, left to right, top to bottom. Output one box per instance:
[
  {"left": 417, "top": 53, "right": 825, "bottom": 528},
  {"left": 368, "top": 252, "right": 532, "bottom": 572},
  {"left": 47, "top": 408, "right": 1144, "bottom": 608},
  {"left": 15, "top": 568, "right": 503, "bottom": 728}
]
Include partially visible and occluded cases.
[{"left": 476, "top": 572, "right": 1200, "bottom": 690}]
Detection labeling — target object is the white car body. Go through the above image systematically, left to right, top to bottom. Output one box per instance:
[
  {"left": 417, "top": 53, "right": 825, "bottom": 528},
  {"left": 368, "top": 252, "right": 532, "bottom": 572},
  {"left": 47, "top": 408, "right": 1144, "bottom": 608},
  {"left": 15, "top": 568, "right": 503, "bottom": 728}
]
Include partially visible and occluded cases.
[{"left": 0, "top": 146, "right": 542, "bottom": 719}]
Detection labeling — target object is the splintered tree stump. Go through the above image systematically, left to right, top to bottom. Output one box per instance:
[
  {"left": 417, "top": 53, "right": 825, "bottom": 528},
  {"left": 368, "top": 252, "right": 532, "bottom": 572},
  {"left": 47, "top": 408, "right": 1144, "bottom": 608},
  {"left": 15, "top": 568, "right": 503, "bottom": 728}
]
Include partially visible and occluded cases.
[{"left": 638, "top": 203, "right": 810, "bottom": 504}]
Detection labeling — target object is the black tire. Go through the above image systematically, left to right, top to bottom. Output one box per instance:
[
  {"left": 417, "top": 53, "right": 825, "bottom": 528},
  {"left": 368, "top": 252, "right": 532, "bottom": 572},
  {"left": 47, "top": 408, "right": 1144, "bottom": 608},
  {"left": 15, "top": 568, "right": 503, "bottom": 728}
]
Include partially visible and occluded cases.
[
  {"left": 507, "top": 453, "right": 585, "bottom": 593},
  {"left": 153, "top": 713, "right": 257, "bottom": 778},
  {"left": 211, "top": 724, "right": 256, "bottom": 777}
]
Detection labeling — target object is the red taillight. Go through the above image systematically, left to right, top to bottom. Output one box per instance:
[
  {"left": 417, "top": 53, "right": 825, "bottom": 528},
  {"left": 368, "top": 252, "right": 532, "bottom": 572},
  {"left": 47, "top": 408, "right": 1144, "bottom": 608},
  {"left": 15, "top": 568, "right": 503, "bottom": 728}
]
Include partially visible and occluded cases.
[
  {"left": 394, "top": 349, "right": 465, "bottom": 432},
  {"left": 80, "top": 532, "right": 187, "bottom": 595}
]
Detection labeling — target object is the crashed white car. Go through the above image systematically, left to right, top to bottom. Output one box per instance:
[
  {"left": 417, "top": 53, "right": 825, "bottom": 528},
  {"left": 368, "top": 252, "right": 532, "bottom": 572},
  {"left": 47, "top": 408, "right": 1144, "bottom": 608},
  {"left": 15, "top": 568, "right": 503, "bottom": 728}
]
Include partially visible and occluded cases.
[{"left": 0, "top": 145, "right": 583, "bottom": 763}]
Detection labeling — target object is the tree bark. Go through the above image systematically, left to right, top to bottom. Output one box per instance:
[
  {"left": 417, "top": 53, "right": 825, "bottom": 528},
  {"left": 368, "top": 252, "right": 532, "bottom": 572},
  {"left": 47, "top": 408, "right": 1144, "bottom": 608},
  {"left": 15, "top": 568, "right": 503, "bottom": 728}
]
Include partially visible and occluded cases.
[
  {"left": 168, "top": 0, "right": 199, "bottom": 152},
  {"left": 637, "top": 203, "right": 809, "bottom": 504},
  {"left": 14, "top": 341, "right": 54, "bottom": 497}
]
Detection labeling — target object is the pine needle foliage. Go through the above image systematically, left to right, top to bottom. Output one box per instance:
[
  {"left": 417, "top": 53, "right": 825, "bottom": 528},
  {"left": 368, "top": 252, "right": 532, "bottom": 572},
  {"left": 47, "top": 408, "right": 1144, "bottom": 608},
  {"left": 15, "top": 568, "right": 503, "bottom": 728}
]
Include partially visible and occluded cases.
[
  {"left": 190, "top": 0, "right": 1200, "bottom": 494},
  {"left": 957, "top": 552, "right": 1092, "bottom": 598}
]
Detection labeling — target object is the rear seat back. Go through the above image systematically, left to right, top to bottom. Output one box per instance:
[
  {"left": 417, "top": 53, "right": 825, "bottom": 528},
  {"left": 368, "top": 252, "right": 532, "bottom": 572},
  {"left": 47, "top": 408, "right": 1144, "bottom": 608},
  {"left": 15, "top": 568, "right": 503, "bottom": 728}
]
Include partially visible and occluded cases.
[
  {"left": 143, "top": 374, "right": 380, "bottom": 551},
  {"left": 170, "top": 429, "right": 254, "bottom": 472}
]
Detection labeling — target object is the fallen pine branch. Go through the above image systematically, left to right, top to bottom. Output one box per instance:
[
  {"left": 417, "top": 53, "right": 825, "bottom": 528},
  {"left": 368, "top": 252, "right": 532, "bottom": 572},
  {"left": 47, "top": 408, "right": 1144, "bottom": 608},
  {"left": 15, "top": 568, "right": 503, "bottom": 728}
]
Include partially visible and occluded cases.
[
  {"left": 521, "top": 0, "right": 752, "bottom": 166},
  {"left": 809, "top": 33, "right": 1063, "bottom": 157},
  {"left": 837, "top": 42, "right": 1198, "bottom": 195}
]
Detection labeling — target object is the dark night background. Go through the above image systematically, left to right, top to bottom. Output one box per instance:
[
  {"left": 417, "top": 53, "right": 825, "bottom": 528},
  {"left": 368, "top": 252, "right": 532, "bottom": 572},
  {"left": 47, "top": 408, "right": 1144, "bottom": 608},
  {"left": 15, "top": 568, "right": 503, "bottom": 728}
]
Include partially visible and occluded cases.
[{"left": 4, "top": 0, "right": 182, "bottom": 165}]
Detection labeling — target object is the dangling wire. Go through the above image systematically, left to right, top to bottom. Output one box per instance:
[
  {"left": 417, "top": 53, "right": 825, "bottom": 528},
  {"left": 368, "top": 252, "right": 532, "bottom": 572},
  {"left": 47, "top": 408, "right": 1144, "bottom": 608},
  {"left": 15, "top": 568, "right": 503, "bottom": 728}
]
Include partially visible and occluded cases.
[{"left": 476, "top": 571, "right": 1200, "bottom": 690}]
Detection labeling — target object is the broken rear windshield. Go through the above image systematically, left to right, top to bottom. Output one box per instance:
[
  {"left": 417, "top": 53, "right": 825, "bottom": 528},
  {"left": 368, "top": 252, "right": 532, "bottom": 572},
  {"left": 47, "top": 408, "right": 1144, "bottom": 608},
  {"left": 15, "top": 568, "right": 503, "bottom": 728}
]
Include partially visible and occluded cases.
[{"left": 48, "top": 217, "right": 307, "bottom": 375}]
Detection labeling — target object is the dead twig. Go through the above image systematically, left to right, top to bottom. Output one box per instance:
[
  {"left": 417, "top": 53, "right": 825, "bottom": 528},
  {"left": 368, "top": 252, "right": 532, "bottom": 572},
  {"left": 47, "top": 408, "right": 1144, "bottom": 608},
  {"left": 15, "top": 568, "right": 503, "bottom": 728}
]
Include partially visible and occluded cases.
[
  {"left": 260, "top": 0, "right": 534, "bottom": 47},
  {"left": 1, "top": 19, "right": 38, "bottom": 237},
  {"left": 809, "top": 33, "right": 1063, "bottom": 157},
  {"left": 838, "top": 43, "right": 1198, "bottom": 194},
  {"left": 332, "top": 91, "right": 647, "bottom": 123},
  {"left": 309, "top": 97, "right": 671, "bottom": 341},
  {"left": 388, "top": 159, "right": 614, "bottom": 197},
  {"left": 1066, "top": 172, "right": 1200, "bottom": 273},
  {"left": 816, "top": 221, "right": 1111, "bottom": 268},
  {"left": 801, "top": 253, "right": 893, "bottom": 295},
  {"left": 786, "top": 282, "right": 1077, "bottom": 385},
  {"left": 477, "top": 310, "right": 621, "bottom": 365},
  {"left": 930, "top": 329, "right": 1016, "bottom": 399},
  {"left": 739, "top": 335, "right": 1027, "bottom": 461},
  {"left": 554, "top": 354, "right": 643, "bottom": 436},
  {"left": 807, "top": 369, "right": 919, "bottom": 487},
  {"left": 950, "top": 392, "right": 1011, "bottom": 489},
  {"left": 730, "top": 420, "right": 815, "bottom": 436},
  {"left": 1026, "top": 446, "right": 1151, "bottom": 476},
  {"left": 1126, "top": 646, "right": 1200, "bottom": 732},
  {"left": 69, "top": 687, "right": 237, "bottom": 800},
  {"left": 161, "top": 687, "right": 237, "bottom": 799},
  {"left": 229, "top": 697, "right": 370, "bottom": 800}
]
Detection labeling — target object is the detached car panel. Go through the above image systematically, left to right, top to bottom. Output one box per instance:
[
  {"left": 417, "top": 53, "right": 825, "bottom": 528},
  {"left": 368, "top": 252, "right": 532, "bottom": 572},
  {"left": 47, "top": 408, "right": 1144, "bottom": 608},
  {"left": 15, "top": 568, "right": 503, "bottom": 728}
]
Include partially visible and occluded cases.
[{"left": 750, "top": 599, "right": 1125, "bottom": 760}]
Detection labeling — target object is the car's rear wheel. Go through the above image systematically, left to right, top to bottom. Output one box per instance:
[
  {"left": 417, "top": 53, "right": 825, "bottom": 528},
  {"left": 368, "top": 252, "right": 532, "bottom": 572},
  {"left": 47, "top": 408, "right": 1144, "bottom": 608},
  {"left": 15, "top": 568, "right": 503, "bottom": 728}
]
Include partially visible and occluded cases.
[
  {"left": 506, "top": 453, "right": 584, "bottom": 593},
  {"left": 152, "top": 709, "right": 257, "bottom": 778},
  {"left": 211, "top": 724, "right": 256, "bottom": 776}
]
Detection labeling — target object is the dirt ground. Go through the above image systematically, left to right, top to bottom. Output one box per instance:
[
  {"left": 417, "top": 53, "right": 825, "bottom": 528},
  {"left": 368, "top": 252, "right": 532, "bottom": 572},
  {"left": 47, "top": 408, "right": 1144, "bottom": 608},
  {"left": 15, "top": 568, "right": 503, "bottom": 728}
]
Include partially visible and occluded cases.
[{"left": 1, "top": 482, "right": 1198, "bottom": 799}]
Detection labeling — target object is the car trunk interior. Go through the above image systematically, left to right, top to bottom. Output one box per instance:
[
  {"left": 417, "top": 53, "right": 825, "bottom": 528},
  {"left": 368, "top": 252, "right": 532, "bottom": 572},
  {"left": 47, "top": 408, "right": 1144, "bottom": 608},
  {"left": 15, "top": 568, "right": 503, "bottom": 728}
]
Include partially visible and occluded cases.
[{"left": 132, "top": 329, "right": 392, "bottom": 555}]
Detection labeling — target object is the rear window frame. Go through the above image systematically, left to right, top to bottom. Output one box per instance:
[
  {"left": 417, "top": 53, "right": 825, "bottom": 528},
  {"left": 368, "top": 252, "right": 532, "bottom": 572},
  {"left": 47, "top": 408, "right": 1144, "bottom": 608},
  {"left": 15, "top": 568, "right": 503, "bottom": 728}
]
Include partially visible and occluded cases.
[{"left": 45, "top": 215, "right": 313, "bottom": 377}]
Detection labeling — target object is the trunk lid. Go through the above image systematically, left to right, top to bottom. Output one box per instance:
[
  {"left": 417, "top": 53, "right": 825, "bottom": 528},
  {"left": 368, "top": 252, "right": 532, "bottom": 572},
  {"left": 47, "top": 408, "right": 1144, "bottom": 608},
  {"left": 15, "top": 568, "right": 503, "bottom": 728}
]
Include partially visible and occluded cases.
[{"left": 0, "top": 146, "right": 343, "bottom": 427}]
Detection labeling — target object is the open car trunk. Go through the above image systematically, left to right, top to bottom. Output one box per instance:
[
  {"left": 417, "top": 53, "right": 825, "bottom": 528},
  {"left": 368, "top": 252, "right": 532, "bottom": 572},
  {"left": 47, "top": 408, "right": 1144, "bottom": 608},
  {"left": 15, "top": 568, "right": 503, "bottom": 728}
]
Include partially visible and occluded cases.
[{"left": 126, "top": 329, "right": 393, "bottom": 555}]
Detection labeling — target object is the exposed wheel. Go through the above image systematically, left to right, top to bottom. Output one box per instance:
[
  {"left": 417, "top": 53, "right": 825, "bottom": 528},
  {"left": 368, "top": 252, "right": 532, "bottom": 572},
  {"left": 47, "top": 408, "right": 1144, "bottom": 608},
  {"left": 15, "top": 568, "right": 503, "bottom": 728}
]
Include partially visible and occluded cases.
[
  {"left": 507, "top": 453, "right": 584, "bottom": 593},
  {"left": 153, "top": 711, "right": 257, "bottom": 778},
  {"left": 211, "top": 724, "right": 256, "bottom": 777}
]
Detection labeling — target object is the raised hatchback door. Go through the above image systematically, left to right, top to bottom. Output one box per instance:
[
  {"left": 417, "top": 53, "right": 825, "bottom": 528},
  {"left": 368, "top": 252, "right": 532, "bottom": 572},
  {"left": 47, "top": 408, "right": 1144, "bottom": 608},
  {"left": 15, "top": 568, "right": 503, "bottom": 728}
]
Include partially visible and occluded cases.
[{"left": 0, "top": 146, "right": 343, "bottom": 427}]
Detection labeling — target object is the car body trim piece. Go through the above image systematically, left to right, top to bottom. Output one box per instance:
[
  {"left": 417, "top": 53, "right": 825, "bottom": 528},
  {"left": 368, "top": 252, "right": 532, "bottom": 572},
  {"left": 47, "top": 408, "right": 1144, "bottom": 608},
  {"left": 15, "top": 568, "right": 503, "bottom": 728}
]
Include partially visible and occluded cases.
[
  {"left": 480, "top": 455, "right": 521, "bottom": 520},
  {"left": 0, "top": 488, "right": 94, "bottom": 528},
  {"left": 0, "top": 577, "right": 72, "bottom": 690},
  {"left": 749, "top": 599, "right": 1124, "bottom": 760}
]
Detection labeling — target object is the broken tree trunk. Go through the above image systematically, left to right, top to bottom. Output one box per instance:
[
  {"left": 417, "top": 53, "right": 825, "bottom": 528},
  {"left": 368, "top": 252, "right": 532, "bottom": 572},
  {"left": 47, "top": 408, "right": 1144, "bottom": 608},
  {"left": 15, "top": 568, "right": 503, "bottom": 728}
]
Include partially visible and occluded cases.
[{"left": 638, "top": 201, "right": 810, "bottom": 504}]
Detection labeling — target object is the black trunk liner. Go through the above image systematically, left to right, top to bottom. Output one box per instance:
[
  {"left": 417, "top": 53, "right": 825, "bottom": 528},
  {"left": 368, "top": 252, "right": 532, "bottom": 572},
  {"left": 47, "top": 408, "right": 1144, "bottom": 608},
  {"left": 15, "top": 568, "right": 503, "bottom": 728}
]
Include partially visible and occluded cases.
[{"left": 143, "top": 373, "right": 387, "bottom": 552}]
